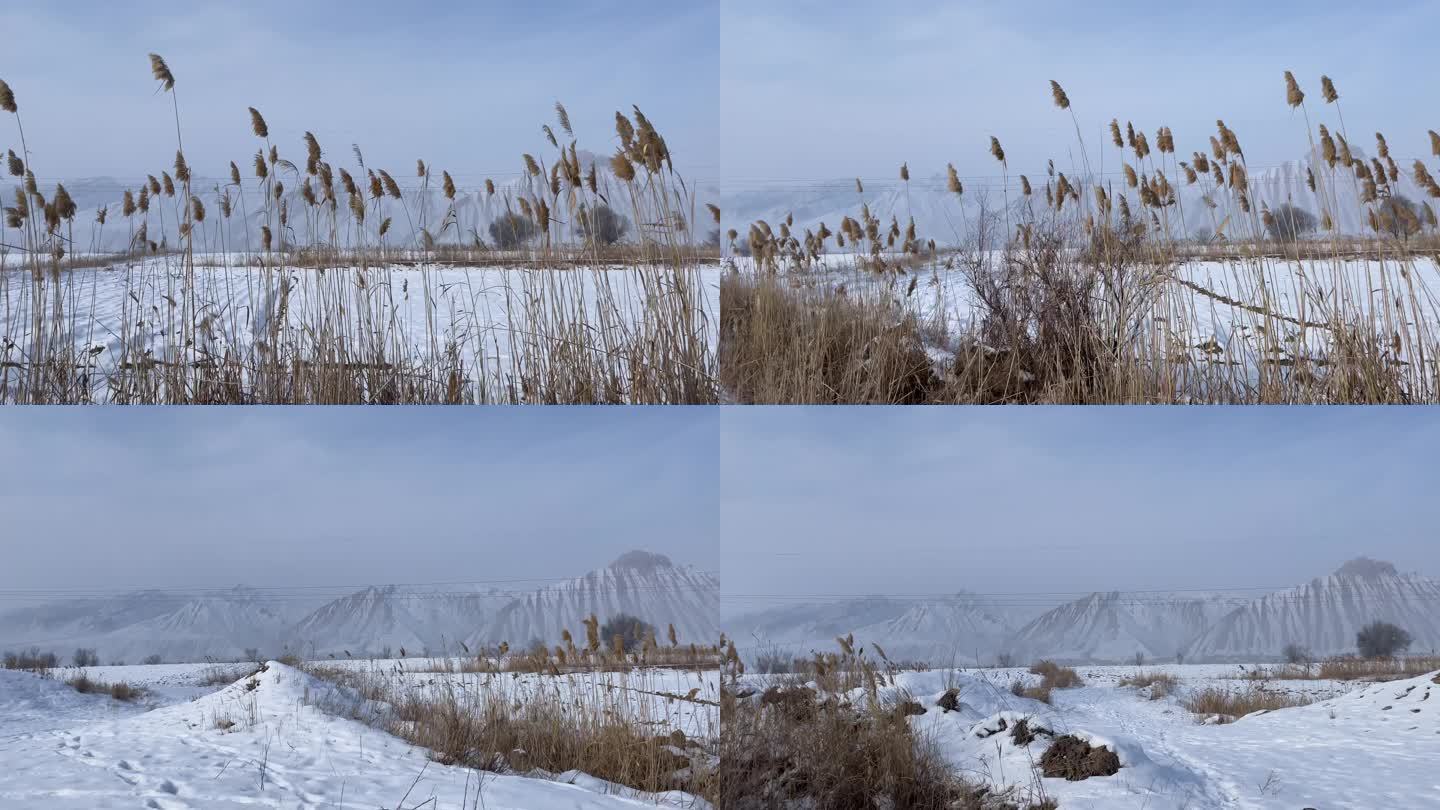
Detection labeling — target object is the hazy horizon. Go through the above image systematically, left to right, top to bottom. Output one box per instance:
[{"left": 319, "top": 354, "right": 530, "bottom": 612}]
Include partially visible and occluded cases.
[
  {"left": 0, "top": 1, "right": 717, "bottom": 183},
  {"left": 0, "top": 408, "right": 718, "bottom": 597},
  {"left": 721, "top": 408, "right": 1440, "bottom": 618}
]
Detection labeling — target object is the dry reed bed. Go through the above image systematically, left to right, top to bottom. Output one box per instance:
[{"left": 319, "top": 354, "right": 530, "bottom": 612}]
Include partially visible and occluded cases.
[
  {"left": 0, "top": 59, "right": 717, "bottom": 404},
  {"left": 725, "top": 72, "right": 1440, "bottom": 404},
  {"left": 720, "top": 637, "right": 1059, "bottom": 809},
  {"left": 302, "top": 649, "right": 719, "bottom": 804},
  {"left": 1233, "top": 655, "right": 1440, "bottom": 682}
]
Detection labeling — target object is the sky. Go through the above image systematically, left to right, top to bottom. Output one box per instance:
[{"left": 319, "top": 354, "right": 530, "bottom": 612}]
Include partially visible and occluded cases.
[
  {"left": 721, "top": 0, "right": 1440, "bottom": 192},
  {"left": 0, "top": 1, "right": 717, "bottom": 185},
  {"left": 0, "top": 407, "right": 717, "bottom": 595},
  {"left": 721, "top": 407, "right": 1440, "bottom": 617}
]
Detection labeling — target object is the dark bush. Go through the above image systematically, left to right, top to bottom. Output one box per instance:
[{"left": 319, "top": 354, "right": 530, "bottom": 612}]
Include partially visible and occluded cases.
[
  {"left": 489, "top": 211, "right": 538, "bottom": 249},
  {"left": 1357, "top": 621, "right": 1413, "bottom": 658}
]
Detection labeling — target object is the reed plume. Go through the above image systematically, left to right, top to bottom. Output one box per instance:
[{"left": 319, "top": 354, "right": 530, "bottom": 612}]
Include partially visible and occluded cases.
[
  {"left": 148, "top": 54, "right": 175, "bottom": 91},
  {"left": 1284, "top": 71, "right": 1304, "bottom": 108},
  {"left": 1320, "top": 75, "right": 1339, "bottom": 103},
  {"left": 0, "top": 79, "right": 15, "bottom": 113},
  {"left": 1049, "top": 80, "right": 1070, "bottom": 109},
  {"left": 248, "top": 107, "right": 269, "bottom": 138},
  {"left": 989, "top": 136, "right": 1005, "bottom": 164},
  {"left": 610, "top": 151, "right": 635, "bottom": 182}
]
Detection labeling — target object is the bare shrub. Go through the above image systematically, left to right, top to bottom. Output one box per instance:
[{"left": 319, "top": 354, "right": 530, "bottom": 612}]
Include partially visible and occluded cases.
[
  {"left": 1264, "top": 203, "right": 1317, "bottom": 243},
  {"left": 579, "top": 204, "right": 630, "bottom": 246},
  {"left": 488, "top": 211, "right": 538, "bottom": 249},
  {"left": 600, "top": 613, "right": 656, "bottom": 654},
  {"left": 1356, "top": 621, "right": 1413, "bottom": 658},
  {"left": 1282, "top": 643, "right": 1313, "bottom": 665},
  {"left": 3, "top": 648, "right": 58, "bottom": 675},
  {"left": 72, "top": 648, "right": 99, "bottom": 668}
]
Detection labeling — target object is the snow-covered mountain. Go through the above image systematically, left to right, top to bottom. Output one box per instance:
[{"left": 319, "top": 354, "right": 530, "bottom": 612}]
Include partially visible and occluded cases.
[
  {"left": 724, "top": 146, "right": 1430, "bottom": 247},
  {"left": 0, "top": 550, "right": 713, "bottom": 663},
  {"left": 474, "top": 551, "right": 718, "bottom": 649},
  {"left": 1184, "top": 558, "right": 1440, "bottom": 662},
  {"left": 287, "top": 585, "right": 503, "bottom": 658},
  {"left": 0, "top": 587, "right": 313, "bottom": 663},
  {"left": 1008, "top": 591, "right": 1235, "bottom": 664},
  {"left": 724, "top": 592, "right": 1038, "bottom": 665},
  {"left": 852, "top": 594, "right": 1019, "bottom": 664},
  {"left": 723, "top": 595, "right": 915, "bottom": 649}
]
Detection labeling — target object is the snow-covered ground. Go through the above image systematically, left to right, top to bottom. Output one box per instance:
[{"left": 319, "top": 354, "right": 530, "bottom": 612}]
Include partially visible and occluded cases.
[
  {"left": 0, "top": 254, "right": 719, "bottom": 400},
  {"left": 1, "top": 661, "right": 717, "bottom": 808},
  {"left": 736, "top": 663, "right": 1440, "bottom": 809}
]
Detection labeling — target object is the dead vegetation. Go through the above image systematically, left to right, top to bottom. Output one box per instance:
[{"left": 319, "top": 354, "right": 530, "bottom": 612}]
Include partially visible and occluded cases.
[
  {"left": 0, "top": 61, "right": 716, "bottom": 404},
  {"left": 725, "top": 72, "right": 1440, "bottom": 404},
  {"left": 301, "top": 624, "right": 718, "bottom": 804},
  {"left": 722, "top": 638, "right": 1061, "bottom": 809},
  {"left": 1236, "top": 656, "right": 1440, "bottom": 682},
  {"left": 1119, "top": 670, "right": 1181, "bottom": 699},
  {"left": 64, "top": 672, "right": 147, "bottom": 702},
  {"left": 1182, "top": 684, "right": 1314, "bottom": 722}
]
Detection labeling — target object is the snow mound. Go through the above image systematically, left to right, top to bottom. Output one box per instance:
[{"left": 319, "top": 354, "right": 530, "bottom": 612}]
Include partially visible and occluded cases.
[{"left": 1262, "top": 670, "right": 1440, "bottom": 729}]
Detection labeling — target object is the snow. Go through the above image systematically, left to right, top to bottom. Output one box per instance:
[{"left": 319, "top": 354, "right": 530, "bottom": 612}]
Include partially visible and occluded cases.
[
  {"left": 0, "top": 255, "right": 720, "bottom": 402},
  {"left": 1, "top": 551, "right": 718, "bottom": 663},
  {"left": 728, "top": 561, "right": 1440, "bottom": 667},
  {"left": 1, "top": 661, "right": 713, "bottom": 809},
  {"left": 737, "top": 664, "right": 1440, "bottom": 809}
]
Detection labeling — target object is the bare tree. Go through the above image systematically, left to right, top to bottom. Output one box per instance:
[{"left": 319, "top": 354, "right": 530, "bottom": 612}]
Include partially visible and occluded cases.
[
  {"left": 1265, "top": 203, "right": 1317, "bottom": 243},
  {"left": 579, "top": 204, "right": 629, "bottom": 246},
  {"left": 488, "top": 211, "right": 538, "bottom": 249},
  {"left": 1357, "top": 621, "right": 1412, "bottom": 658},
  {"left": 1282, "top": 643, "right": 1311, "bottom": 665}
]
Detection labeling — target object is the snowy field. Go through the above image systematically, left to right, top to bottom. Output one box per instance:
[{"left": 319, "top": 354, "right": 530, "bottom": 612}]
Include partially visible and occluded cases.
[
  {"left": 738, "top": 252, "right": 1440, "bottom": 369},
  {"left": 0, "top": 254, "right": 720, "bottom": 398},
  {"left": 1, "top": 660, "right": 718, "bottom": 809},
  {"left": 735, "top": 663, "right": 1440, "bottom": 809}
]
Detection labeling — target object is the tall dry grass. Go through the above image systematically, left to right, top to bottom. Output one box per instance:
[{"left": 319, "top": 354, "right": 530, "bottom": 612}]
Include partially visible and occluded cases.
[
  {"left": 0, "top": 61, "right": 717, "bottom": 404},
  {"left": 724, "top": 72, "right": 1440, "bottom": 404},
  {"left": 301, "top": 625, "right": 720, "bottom": 804},
  {"left": 720, "top": 636, "right": 1057, "bottom": 809}
]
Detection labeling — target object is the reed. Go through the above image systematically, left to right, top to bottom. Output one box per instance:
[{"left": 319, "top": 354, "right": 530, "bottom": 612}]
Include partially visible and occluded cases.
[
  {"left": 0, "top": 62, "right": 717, "bottom": 404},
  {"left": 724, "top": 71, "right": 1440, "bottom": 404}
]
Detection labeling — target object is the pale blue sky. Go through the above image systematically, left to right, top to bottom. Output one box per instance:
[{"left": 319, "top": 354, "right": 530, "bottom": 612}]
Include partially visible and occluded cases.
[
  {"left": 722, "top": 0, "right": 1439, "bottom": 189},
  {"left": 0, "top": 1, "right": 717, "bottom": 183},
  {"left": 722, "top": 407, "right": 1440, "bottom": 613},
  {"left": 0, "top": 408, "right": 718, "bottom": 591}
]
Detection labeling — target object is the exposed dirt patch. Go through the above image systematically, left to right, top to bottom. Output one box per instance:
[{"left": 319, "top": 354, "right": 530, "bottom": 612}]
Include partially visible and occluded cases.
[
  {"left": 938, "top": 688, "right": 963, "bottom": 713},
  {"left": 1009, "top": 717, "right": 1053, "bottom": 747},
  {"left": 1039, "top": 735, "right": 1121, "bottom": 781}
]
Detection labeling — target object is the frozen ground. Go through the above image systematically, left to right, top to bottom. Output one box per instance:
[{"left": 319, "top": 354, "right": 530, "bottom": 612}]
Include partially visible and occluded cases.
[
  {"left": 0, "top": 254, "right": 719, "bottom": 396},
  {"left": 1, "top": 661, "right": 715, "bottom": 809},
  {"left": 738, "top": 663, "right": 1440, "bottom": 809}
]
